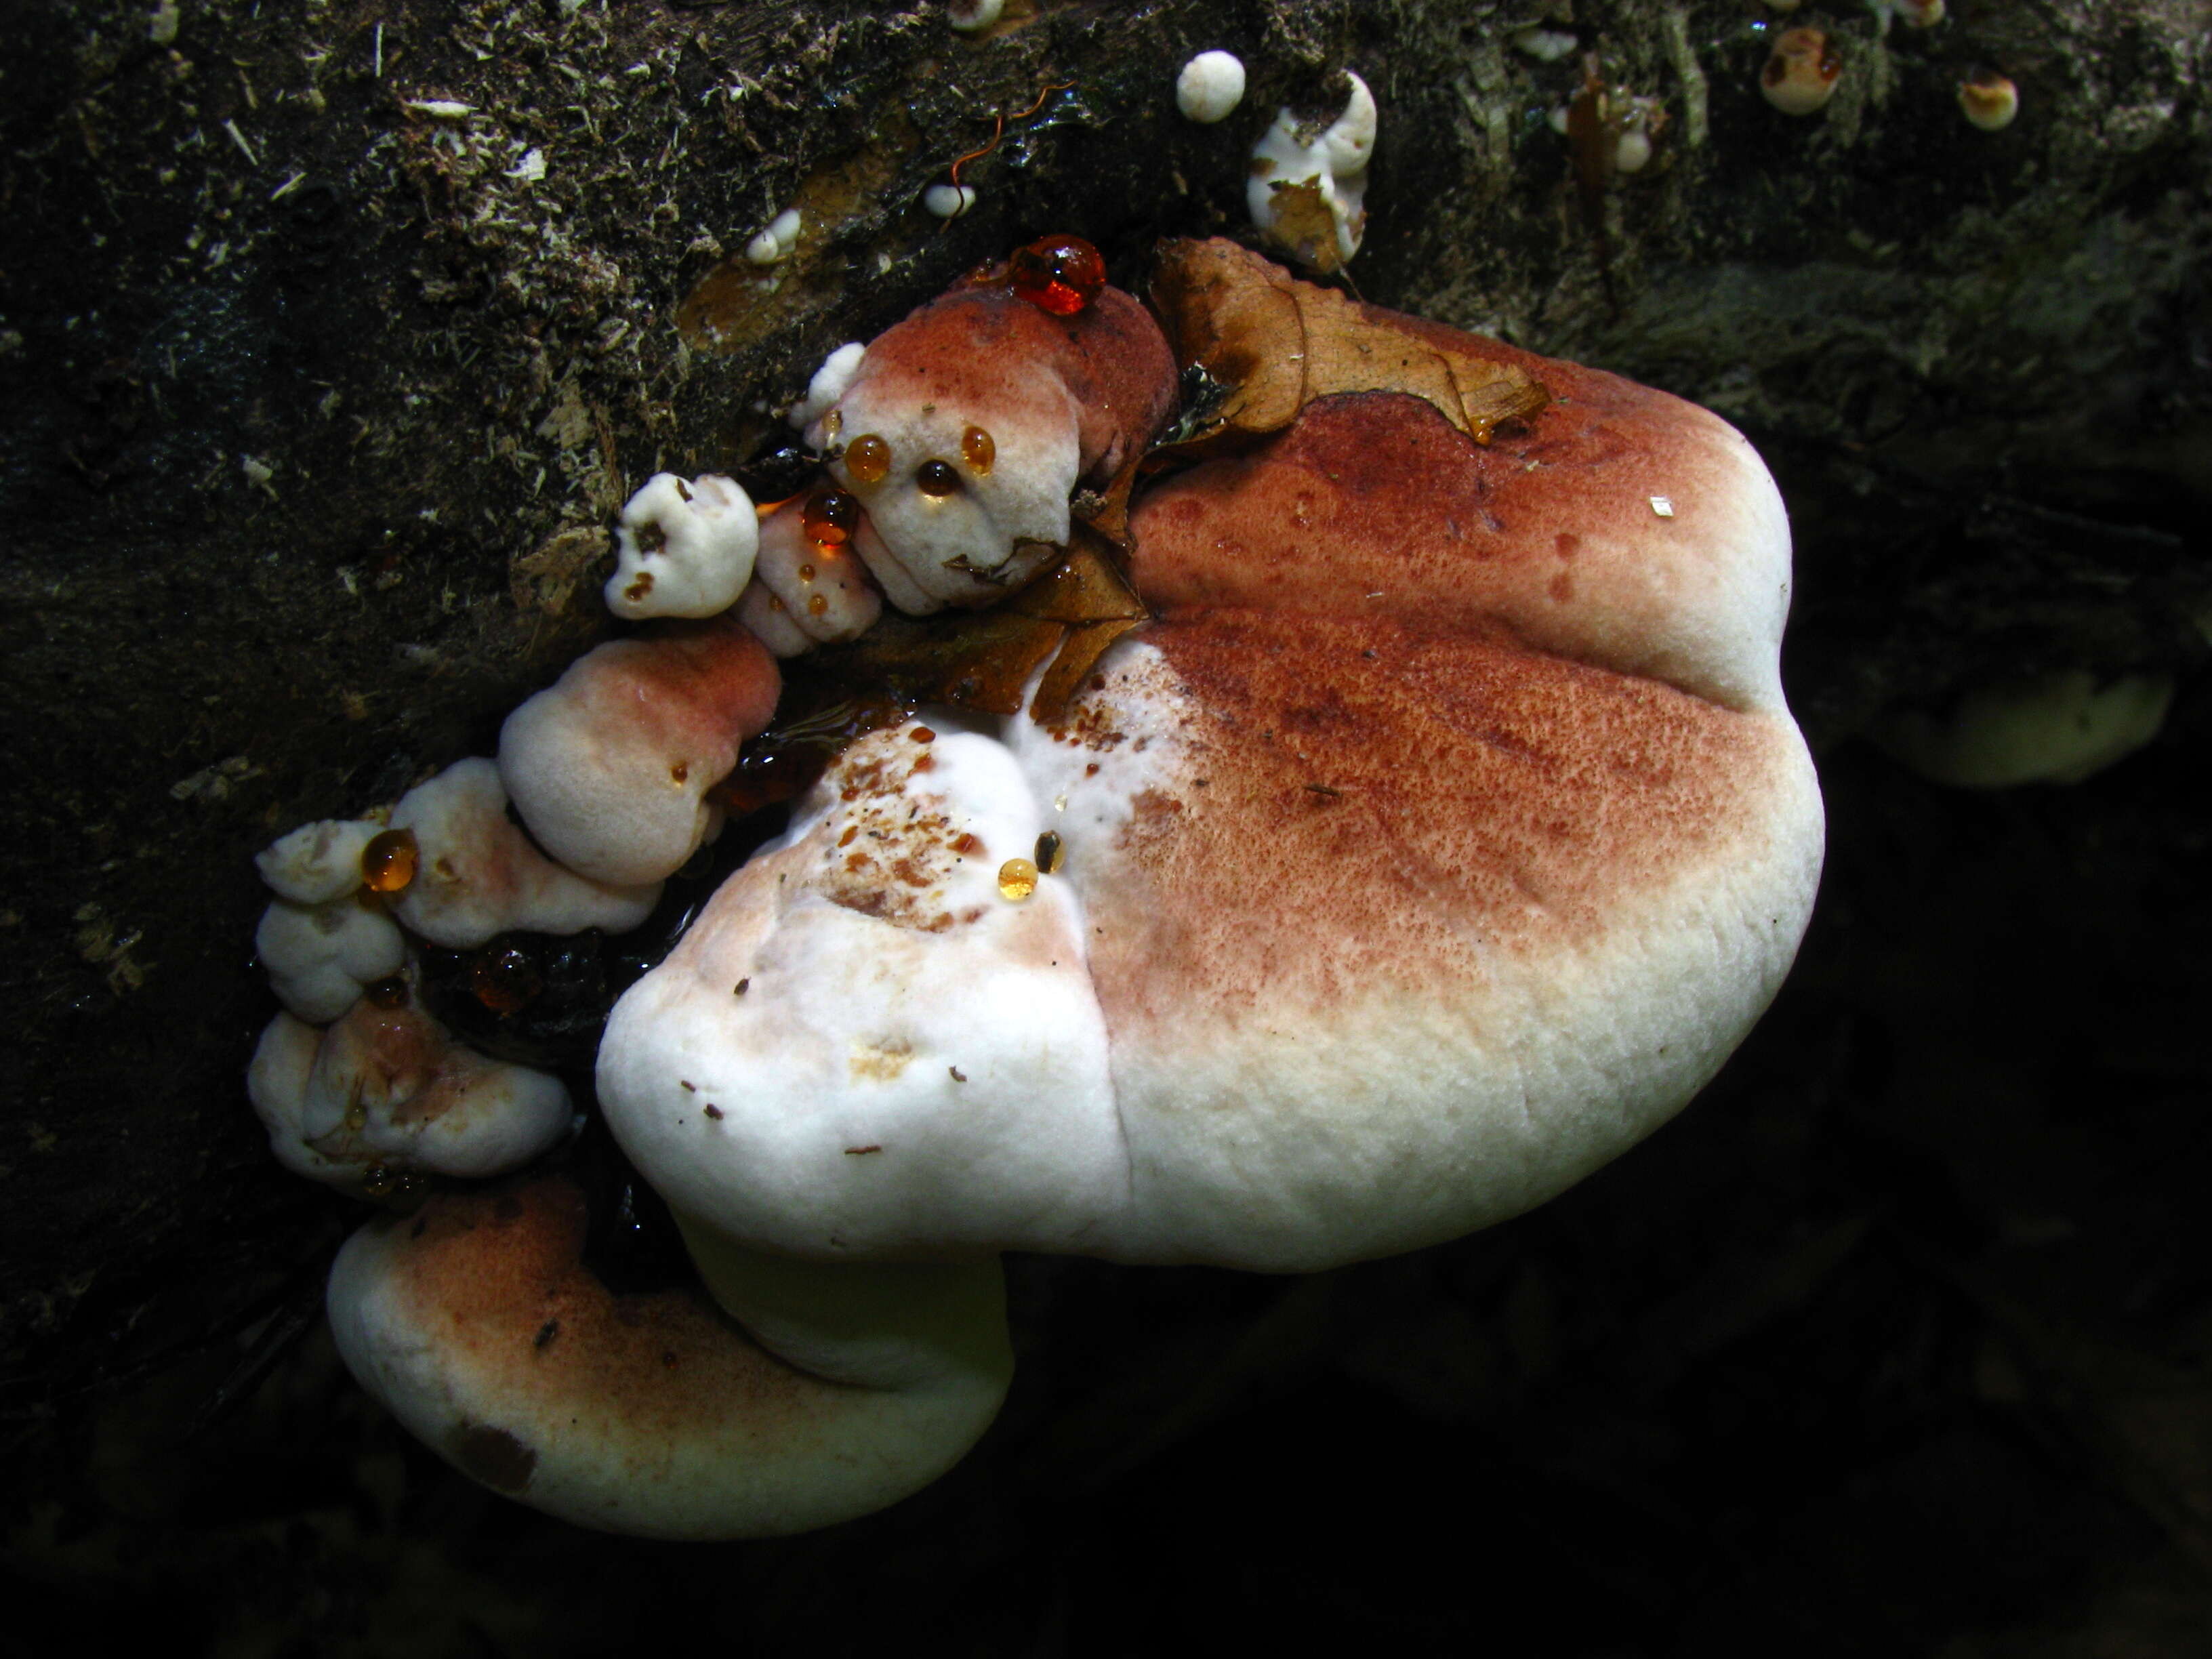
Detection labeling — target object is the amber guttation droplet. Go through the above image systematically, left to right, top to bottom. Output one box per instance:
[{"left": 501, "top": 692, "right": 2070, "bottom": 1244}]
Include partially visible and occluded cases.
[
  {"left": 1006, "top": 234, "right": 1107, "bottom": 316},
  {"left": 961, "top": 425, "right": 996, "bottom": 474},
  {"left": 845, "top": 433, "right": 891, "bottom": 486},
  {"left": 915, "top": 459, "right": 962, "bottom": 497},
  {"left": 802, "top": 489, "right": 861, "bottom": 545},
  {"left": 798, "top": 563, "right": 815, "bottom": 581},
  {"left": 807, "top": 592, "right": 829, "bottom": 616},
  {"left": 910, "top": 726, "right": 936, "bottom": 743},
  {"left": 361, "top": 828, "right": 419, "bottom": 895},
  {"left": 1034, "top": 830, "right": 1065, "bottom": 875},
  {"left": 998, "top": 857, "right": 1039, "bottom": 901},
  {"left": 469, "top": 943, "right": 544, "bottom": 1016},
  {"left": 363, "top": 975, "right": 410, "bottom": 1008},
  {"left": 362, "top": 1163, "right": 395, "bottom": 1199}
]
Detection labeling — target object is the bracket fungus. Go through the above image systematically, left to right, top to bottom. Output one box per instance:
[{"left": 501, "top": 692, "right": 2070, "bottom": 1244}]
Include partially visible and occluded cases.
[{"left": 247, "top": 236, "right": 1822, "bottom": 1539}]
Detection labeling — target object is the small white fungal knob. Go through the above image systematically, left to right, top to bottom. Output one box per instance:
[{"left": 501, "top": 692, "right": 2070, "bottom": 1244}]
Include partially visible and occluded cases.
[
  {"left": 947, "top": 0, "right": 1002, "bottom": 33},
  {"left": 1176, "top": 52, "right": 1246, "bottom": 124},
  {"left": 924, "top": 182, "right": 977, "bottom": 220},
  {"left": 745, "top": 207, "right": 803, "bottom": 265},
  {"left": 605, "top": 472, "right": 760, "bottom": 621}
]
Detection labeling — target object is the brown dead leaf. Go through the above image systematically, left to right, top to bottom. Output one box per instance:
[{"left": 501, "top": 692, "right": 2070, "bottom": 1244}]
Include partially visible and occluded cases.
[
  {"left": 1254, "top": 179, "right": 1349, "bottom": 277},
  {"left": 1148, "top": 239, "right": 1548, "bottom": 454}
]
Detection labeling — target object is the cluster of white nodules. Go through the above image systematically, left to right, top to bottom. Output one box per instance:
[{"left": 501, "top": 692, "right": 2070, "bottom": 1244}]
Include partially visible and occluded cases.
[
  {"left": 945, "top": 0, "right": 1001, "bottom": 33},
  {"left": 1511, "top": 25, "right": 1580, "bottom": 62},
  {"left": 1175, "top": 52, "right": 1246, "bottom": 123},
  {"left": 1247, "top": 70, "right": 1376, "bottom": 267},
  {"left": 922, "top": 182, "right": 977, "bottom": 220},
  {"left": 745, "top": 207, "right": 804, "bottom": 266},
  {"left": 606, "top": 473, "right": 760, "bottom": 622},
  {"left": 740, "top": 499, "right": 884, "bottom": 657},
  {"left": 247, "top": 799, "right": 583, "bottom": 1191},
  {"left": 255, "top": 869, "right": 405, "bottom": 1024},
  {"left": 249, "top": 1002, "right": 573, "bottom": 1194}
]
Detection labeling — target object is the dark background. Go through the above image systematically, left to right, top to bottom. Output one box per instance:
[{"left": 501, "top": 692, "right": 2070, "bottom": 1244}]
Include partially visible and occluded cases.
[{"left": 3, "top": 0, "right": 2207, "bottom": 1652}]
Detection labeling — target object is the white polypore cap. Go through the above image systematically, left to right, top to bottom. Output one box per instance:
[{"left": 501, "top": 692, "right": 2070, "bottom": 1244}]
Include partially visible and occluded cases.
[
  {"left": 817, "top": 372, "right": 1081, "bottom": 610},
  {"left": 605, "top": 473, "right": 759, "bottom": 621},
  {"left": 598, "top": 591, "right": 1820, "bottom": 1274},
  {"left": 597, "top": 719, "right": 1125, "bottom": 1258},
  {"left": 390, "top": 758, "right": 659, "bottom": 947},
  {"left": 256, "top": 817, "right": 381, "bottom": 905},
  {"left": 255, "top": 895, "right": 406, "bottom": 1023},
  {"left": 325, "top": 1176, "right": 1010, "bottom": 1538}
]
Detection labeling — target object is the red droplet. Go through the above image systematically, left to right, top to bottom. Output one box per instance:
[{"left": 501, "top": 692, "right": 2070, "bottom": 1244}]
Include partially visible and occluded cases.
[
  {"left": 1006, "top": 234, "right": 1106, "bottom": 317},
  {"left": 802, "top": 489, "right": 861, "bottom": 546}
]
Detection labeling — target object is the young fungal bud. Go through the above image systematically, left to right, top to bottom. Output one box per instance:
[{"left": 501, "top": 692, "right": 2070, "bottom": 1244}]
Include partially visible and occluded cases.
[
  {"left": 946, "top": 0, "right": 1001, "bottom": 34},
  {"left": 1887, "top": 0, "right": 1946, "bottom": 27},
  {"left": 1511, "top": 26, "right": 1581, "bottom": 62},
  {"left": 1761, "top": 28, "right": 1842, "bottom": 117},
  {"left": 1175, "top": 51, "right": 1246, "bottom": 124},
  {"left": 1957, "top": 67, "right": 2020, "bottom": 131},
  {"left": 1247, "top": 70, "right": 1377, "bottom": 272},
  {"left": 1612, "top": 96, "right": 1666, "bottom": 175},
  {"left": 924, "top": 182, "right": 977, "bottom": 220},
  {"left": 745, "top": 207, "right": 804, "bottom": 266},
  {"left": 806, "top": 243, "right": 1176, "bottom": 611},
  {"left": 785, "top": 342, "right": 867, "bottom": 433},
  {"left": 606, "top": 473, "right": 760, "bottom": 621},
  {"left": 255, "top": 818, "right": 384, "bottom": 907},
  {"left": 255, "top": 894, "right": 407, "bottom": 1024}
]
